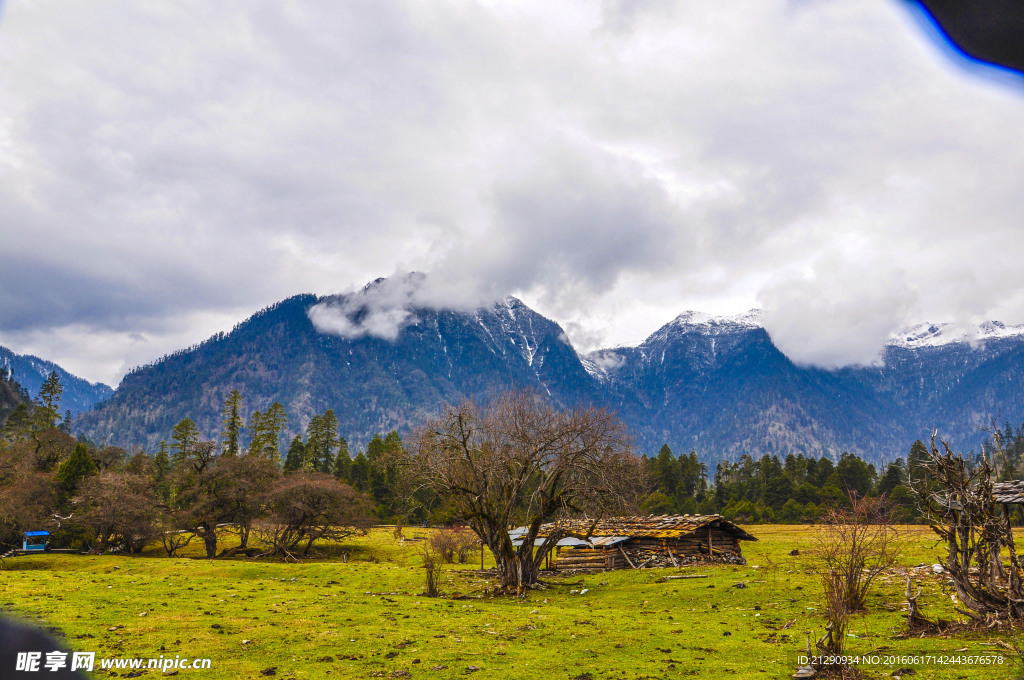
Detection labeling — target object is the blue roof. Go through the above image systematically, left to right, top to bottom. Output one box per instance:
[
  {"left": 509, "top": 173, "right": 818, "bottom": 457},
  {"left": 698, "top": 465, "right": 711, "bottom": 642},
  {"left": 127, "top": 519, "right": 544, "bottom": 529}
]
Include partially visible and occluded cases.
[{"left": 24, "top": 531, "right": 50, "bottom": 537}]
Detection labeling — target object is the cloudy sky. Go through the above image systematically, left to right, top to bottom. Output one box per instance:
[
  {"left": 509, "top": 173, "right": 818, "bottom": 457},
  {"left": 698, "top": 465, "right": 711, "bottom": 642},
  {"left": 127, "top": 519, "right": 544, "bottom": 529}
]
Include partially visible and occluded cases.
[{"left": 1, "top": 0, "right": 1023, "bottom": 386}]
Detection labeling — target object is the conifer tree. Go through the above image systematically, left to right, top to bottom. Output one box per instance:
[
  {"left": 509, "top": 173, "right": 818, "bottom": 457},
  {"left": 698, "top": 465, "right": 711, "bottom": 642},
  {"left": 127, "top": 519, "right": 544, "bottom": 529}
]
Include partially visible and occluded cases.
[
  {"left": 35, "top": 371, "right": 63, "bottom": 429},
  {"left": 220, "top": 389, "right": 244, "bottom": 456},
  {"left": 2, "top": 402, "right": 32, "bottom": 441},
  {"left": 247, "top": 402, "right": 288, "bottom": 463},
  {"left": 264, "top": 402, "right": 287, "bottom": 461},
  {"left": 247, "top": 409, "right": 265, "bottom": 453},
  {"left": 306, "top": 409, "right": 340, "bottom": 473},
  {"left": 170, "top": 417, "right": 201, "bottom": 469},
  {"left": 366, "top": 434, "right": 388, "bottom": 505},
  {"left": 283, "top": 435, "right": 305, "bottom": 472},
  {"left": 333, "top": 436, "right": 351, "bottom": 481},
  {"left": 907, "top": 440, "right": 929, "bottom": 486},
  {"left": 154, "top": 441, "right": 172, "bottom": 503},
  {"left": 56, "top": 442, "right": 98, "bottom": 494},
  {"left": 653, "top": 444, "right": 679, "bottom": 497},
  {"left": 350, "top": 450, "right": 370, "bottom": 491},
  {"left": 679, "top": 450, "right": 707, "bottom": 501},
  {"left": 876, "top": 459, "right": 905, "bottom": 497}
]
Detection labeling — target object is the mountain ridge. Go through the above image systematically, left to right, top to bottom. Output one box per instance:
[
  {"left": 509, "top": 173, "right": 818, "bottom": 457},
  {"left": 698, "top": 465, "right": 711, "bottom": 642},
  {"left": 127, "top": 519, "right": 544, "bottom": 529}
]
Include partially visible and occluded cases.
[
  {"left": 72, "top": 288, "right": 1024, "bottom": 464},
  {"left": 0, "top": 345, "right": 113, "bottom": 416}
]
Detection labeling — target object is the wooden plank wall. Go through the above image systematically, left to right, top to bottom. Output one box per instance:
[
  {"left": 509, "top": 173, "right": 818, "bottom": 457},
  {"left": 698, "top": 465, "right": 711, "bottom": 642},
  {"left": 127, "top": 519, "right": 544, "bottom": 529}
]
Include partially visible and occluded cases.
[{"left": 553, "top": 526, "right": 748, "bottom": 570}]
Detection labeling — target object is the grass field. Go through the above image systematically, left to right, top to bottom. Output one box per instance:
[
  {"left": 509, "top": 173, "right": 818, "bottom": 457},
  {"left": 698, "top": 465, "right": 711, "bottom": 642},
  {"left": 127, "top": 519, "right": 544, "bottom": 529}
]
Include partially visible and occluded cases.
[{"left": 1, "top": 525, "right": 1021, "bottom": 679}]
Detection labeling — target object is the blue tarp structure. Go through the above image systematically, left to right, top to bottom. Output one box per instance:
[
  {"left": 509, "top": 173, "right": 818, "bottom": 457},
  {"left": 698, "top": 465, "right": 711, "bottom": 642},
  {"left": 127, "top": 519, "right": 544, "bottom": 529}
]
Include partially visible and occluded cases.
[{"left": 22, "top": 531, "right": 50, "bottom": 551}]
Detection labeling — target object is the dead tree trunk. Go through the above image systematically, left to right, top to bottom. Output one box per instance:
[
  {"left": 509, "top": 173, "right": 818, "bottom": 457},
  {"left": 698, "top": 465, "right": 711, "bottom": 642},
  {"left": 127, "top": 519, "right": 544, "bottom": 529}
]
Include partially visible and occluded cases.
[{"left": 913, "top": 434, "right": 1024, "bottom": 620}]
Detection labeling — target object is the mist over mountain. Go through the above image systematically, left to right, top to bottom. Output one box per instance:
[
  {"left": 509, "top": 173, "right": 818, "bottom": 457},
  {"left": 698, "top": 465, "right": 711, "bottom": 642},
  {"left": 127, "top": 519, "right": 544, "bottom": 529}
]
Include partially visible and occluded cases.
[
  {"left": 74, "top": 282, "right": 1024, "bottom": 463},
  {"left": 78, "top": 286, "right": 605, "bottom": 451},
  {"left": 0, "top": 346, "right": 113, "bottom": 416}
]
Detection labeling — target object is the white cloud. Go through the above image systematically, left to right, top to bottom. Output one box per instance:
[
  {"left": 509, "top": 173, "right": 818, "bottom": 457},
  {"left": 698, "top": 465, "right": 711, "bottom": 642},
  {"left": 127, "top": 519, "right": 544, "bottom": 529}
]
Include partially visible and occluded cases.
[{"left": 1, "top": 1, "right": 1024, "bottom": 379}]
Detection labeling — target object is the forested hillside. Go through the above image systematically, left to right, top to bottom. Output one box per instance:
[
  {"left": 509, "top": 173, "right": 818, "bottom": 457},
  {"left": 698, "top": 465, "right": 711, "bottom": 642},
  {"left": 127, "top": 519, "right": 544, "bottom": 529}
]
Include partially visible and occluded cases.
[
  {"left": 76, "top": 283, "right": 1024, "bottom": 464},
  {"left": 78, "top": 292, "right": 606, "bottom": 452},
  {"left": 0, "top": 345, "right": 112, "bottom": 415}
]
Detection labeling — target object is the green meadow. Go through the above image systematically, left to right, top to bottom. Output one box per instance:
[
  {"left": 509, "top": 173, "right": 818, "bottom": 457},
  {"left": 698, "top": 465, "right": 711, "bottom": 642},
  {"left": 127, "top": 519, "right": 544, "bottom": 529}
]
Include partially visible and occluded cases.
[{"left": 1, "top": 526, "right": 1019, "bottom": 679}]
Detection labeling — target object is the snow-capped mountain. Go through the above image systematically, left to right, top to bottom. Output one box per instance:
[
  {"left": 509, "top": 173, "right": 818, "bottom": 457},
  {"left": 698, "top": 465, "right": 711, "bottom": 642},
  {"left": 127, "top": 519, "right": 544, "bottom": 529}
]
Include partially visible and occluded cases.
[
  {"left": 76, "top": 287, "right": 1024, "bottom": 464},
  {"left": 78, "top": 291, "right": 601, "bottom": 451},
  {"left": 891, "top": 320, "right": 1024, "bottom": 348}
]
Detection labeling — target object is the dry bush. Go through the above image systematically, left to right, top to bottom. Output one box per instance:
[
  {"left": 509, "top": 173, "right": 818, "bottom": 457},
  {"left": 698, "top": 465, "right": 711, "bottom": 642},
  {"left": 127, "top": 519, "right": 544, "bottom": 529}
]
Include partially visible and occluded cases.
[
  {"left": 77, "top": 472, "right": 160, "bottom": 553},
  {"left": 254, "top": 473, "right": 374, "bottom": 557},
  {"left": 806, "top": 492, "right": 899, "bottom": 676},
  {"left": 816, "top": 493, "right": 900, "bottom": 614},
  {"left": 158, "top": 511, "right": 194, "bottom": 557},
  {"left": 429, "top": 525, "right": 480, "bottom": 564},
  {"left": 160, "top": 528, "right": 194, "bottom": 557},
  {"left": 418, "top": 541, "right": 445, "bottom": 597}
]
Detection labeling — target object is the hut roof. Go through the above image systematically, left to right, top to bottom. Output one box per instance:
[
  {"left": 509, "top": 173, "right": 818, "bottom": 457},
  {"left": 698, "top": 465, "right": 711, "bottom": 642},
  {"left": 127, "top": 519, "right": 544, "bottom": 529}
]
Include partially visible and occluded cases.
[
  {"left": 993, "top": 480, "right": 1024, "bottom": 504},
  {"left": 532, "top": 514, "right": 757, "bottom": 541}
]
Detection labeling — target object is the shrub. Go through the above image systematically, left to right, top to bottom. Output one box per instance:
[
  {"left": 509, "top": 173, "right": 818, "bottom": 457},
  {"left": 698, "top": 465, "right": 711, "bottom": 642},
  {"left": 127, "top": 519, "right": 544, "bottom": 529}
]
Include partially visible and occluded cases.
[{"left": 429, "top": 525, "right": 480, "bottom": 564}]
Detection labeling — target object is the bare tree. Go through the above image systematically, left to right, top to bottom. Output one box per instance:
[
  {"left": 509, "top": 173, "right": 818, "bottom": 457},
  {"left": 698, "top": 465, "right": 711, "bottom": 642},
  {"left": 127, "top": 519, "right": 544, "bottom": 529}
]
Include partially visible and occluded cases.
[
  {"left": 413, "top": 391, "right": 645, "bottom": 593},
  {"left": 912, "top": 433, "right": 1024, "bottom": 620},
  {"left": 172, "top": 441, "right": 235, "bottom": 558},
  {"left": 205, "top": 454, "right": 279, "bottom": 550},
  {"left": 0, "top": 472, "right": 59, "bottom": 547},
  {"left": 77, "top": 472, "right": 160, "bottom": 553},
  {"left": 253, "top": 473, "right": 373, "bottom": 556},
  {"left": 799, "top": 493, "right": 899, "bottom": 678},
  {"left": 815, "top": 493, "right": 900, "bottom": 613},
  {"left": 158, "top": 514, "right": 195, "bottom": 557},
  {"left": 430, "top": 525, "right": 480, "bottom": 564},
  {"left": 418, "top": 541, "right": 445, "bottom": 597}
]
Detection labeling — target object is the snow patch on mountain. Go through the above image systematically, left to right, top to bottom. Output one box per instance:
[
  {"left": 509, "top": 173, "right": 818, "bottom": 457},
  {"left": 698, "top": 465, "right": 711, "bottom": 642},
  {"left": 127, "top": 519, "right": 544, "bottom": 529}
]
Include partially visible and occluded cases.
[
  {"left": 670, "top": 309, "right": 763, "bottom": 330},
  {"left": 889, "top": 320, "right": 1024, "bottom": 348},
  {"left": 580, "top": 349, "right": 628, "bottom": 381}
]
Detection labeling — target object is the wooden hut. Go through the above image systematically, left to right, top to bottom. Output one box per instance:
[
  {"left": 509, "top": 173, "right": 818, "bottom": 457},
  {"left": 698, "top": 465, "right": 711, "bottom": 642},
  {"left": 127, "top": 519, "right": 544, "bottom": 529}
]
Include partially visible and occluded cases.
[
  {"left": 993, "top": 481, "right": 1024, "bottom": 524},
  {"left": 517, "top": 514, "right": 756, "bottom": 571}
]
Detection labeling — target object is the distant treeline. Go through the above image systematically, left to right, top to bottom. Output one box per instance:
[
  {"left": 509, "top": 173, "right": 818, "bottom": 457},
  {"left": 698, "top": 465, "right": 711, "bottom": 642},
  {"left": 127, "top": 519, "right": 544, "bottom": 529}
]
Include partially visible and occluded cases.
[
  {"left": 6, "top": 374, "right": 1024, "bottom": 556},
  {"left": 639, "top": 444, "right": 924, "bottom": 524}
]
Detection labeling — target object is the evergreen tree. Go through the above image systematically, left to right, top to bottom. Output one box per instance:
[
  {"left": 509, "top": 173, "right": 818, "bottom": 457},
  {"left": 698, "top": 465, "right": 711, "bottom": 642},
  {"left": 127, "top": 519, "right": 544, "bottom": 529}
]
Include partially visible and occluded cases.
[
  {"left": 36, "top": 371, "right": 63, "bottom": 429},
  {"left": 220, "top": 389, "right": 244, "bottom": 456},
  {"left": 2, "top": 402, "right": 32, "bottom": 441},
  {"left": 248, "top": 402, "right": 288, "bottom": 463},
  {"left": 265, "top": 402, "right": 287, "bottom": 462},
  {"left": 247, "top": 408, "right": 265, "bottom": 453},
  {"left": 60, "top": 409, "right": 73, "bottom": 434},
  {"left": 306, "top": 409, "right": 340, "bottom": 473},
  {"left": 170, "top": 417, "right": 201, "bottom": 469},
  {"left": 378, "top": 430, "right": 409, "bottom": 518},
  {"left": 366, "top": 434, "right": 388, "bottom": 506},
  {"left": 283, "top": 435, "right": 305, "bottom": 472},
  {"left": 333, "top": 436, "right": 351, "bottom": 481},
  {"left": 907, "top": 440, "right": 929, "bottom": 486},
  {"left": 154, "top": 441, "right": 172, "bottom": 503},
  {"left": 56, "top": 442, "right": 98, "bottom": 493},
  {"left": 653, "top": 444, "right": 679, "bottom": 497},
  {"left": 350, "top": 450, "right": 370, "bottom": 492},
  {"left": 679, "top": 450, "right": 707, "bottom": 501},
  {"left": 836, "top": 451, "right": 875, "bottom": 498},
  {"left": 758, "top": 455, "right": 787, "bottom": 506},
  {"left": 811, "top": 457, "right": 835, "bottom": 488},
  {"left": 877, "top": 459, "right": 906, "bottom": 497},
  {"left": 763, "top": 469, "right": 794, "bottom": 510},
  {"left": 793, "top": 482, "right": 821, "bottom": 505}
]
